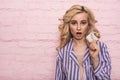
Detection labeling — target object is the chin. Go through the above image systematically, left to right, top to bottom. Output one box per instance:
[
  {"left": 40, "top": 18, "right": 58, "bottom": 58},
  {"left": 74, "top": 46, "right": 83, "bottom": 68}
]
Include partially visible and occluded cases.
[
  {"left": 74, "top": 36, "right": 85, "bottom": 40},
  {"left": 74, "top": 37, "right": 82, "bottom": 40}
]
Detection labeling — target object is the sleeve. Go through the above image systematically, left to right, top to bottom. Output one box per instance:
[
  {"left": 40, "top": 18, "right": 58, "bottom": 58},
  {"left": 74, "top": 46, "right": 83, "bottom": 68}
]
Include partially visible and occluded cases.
[
  {"left": 94, "top": 42, "right": 111, "bottom": 80},
  {"left": 55, "top": 51, "right": 66, "bottom": 80}
]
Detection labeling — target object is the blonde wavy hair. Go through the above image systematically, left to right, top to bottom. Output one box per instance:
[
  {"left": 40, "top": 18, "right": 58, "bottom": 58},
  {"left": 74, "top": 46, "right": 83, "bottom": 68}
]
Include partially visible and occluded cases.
[{"left": 57, "top": 5, "right": 100, "bottom": 50}]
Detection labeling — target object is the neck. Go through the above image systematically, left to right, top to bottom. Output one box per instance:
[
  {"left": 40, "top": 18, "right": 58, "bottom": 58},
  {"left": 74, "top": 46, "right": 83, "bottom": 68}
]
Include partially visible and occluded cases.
[{"left": 73, "top": 37, "right": 87, "bottom": 47}]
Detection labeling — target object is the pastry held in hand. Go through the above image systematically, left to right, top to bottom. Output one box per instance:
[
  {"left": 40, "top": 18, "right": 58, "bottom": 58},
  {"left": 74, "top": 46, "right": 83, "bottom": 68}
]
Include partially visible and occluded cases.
[{"left": 86, "top": 32, "right": 99, "bottom": 43}]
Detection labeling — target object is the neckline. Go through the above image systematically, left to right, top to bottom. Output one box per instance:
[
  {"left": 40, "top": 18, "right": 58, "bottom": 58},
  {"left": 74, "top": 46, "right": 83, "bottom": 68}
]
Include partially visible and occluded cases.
[{"left": 71, "top": 39, "right": 89, "bottom": 65}]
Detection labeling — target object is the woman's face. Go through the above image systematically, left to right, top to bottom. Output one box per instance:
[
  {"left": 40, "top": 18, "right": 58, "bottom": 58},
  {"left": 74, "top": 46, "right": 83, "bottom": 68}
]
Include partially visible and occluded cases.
[{"left": 69, "top": 12, "right": 88, "bottom": 40}]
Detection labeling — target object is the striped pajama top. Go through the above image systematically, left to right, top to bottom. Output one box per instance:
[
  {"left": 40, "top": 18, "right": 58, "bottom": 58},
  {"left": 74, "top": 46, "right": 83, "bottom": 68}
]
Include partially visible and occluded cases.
[{"left": 55, "top": 38, "right": 111, "bottom": 80}]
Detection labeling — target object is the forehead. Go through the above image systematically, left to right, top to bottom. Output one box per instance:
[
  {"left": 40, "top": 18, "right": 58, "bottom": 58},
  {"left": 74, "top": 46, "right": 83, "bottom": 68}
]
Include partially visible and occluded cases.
[{"left": 71, "top": 12, "right": 88, "bottom": 21}]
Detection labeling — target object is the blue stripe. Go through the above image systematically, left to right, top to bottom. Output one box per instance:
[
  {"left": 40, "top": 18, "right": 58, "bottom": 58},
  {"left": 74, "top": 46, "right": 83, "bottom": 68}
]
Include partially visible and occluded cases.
[
  {"left": 55, "top": 39, "right": 111, "bottom": 80},
  {"left": 70, "top": 60, "right": 73, "bottom": 80},
  {"left": 73, "top": 62, "right": 76, "bottom": 79},
  {"left": 76, "top": 66, "right": 79, "bottom": 80}
]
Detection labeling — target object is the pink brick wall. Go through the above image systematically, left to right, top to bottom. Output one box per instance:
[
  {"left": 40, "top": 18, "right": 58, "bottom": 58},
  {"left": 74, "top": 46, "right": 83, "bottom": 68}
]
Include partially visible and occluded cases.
[{"left": 0, "top": 0, "right": 120, "bottom": 80}]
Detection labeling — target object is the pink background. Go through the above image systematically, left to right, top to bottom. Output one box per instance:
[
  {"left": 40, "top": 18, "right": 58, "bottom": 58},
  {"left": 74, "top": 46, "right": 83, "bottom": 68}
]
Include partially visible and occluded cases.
[{"left": 0, "top": 0, "right": 120, "bottom": 80}]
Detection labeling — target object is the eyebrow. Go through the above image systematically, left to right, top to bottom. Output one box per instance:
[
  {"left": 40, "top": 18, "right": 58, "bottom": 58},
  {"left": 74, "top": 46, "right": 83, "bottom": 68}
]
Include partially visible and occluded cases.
[
  {"left": 70, "top": 20, "right": 87, "bottom": 22},
  {"left": 81, "top": 20, "right": 87, "bottom": 22}
]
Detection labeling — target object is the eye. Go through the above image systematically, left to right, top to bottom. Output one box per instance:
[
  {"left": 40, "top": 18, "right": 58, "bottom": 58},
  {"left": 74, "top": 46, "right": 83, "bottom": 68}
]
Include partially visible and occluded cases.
[
  {"left": 70, "top": 20, "right": 77, "bottom": 25},
  {"left": 81, "top": 21, "right": 87, "bottom": 25}
]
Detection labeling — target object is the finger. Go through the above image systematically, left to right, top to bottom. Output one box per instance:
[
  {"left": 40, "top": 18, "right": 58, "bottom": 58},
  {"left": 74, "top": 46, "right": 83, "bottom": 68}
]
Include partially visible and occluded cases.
[
  {"left": 94, "top": 32, "right": 100, "bottom": 38},
  {"left": 90, "top": 43, "right": 97, "bottom": 51},
  {"left": 91, "top": 48, "right": 96, "bottom": 51}
]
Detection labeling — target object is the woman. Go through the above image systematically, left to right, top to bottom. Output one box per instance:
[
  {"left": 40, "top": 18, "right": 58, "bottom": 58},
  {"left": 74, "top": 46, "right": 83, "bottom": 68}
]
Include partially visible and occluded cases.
[{"left": 55, "top": 5, "right": 111, "bottom": 80}]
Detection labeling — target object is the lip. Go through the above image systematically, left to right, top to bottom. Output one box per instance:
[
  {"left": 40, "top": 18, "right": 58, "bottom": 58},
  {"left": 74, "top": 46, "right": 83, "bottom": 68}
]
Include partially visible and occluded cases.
[
  {"left": 76, "top": 32, "right": 82, "bottom": 37},
  {"left": 76, "top": 32, "right": 82, "bottom": 34}
]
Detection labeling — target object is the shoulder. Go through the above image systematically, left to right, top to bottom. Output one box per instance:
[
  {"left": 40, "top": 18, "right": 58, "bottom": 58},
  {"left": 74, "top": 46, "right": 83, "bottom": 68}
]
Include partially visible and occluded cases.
[
  {"left": 57, "top": 39, "right": 73, "bottom": 59},
  {"left": 97, "top": 40, "right": 108, "bottom": 50},
  {"left": 97, "top": 40, "right": 110, "bottom": 57}
]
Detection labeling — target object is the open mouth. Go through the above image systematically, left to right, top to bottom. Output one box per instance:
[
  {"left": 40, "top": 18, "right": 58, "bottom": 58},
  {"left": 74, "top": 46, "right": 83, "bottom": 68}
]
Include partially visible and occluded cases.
[{"left": 76, "top": 32, "right": 82, "bottom": 34}]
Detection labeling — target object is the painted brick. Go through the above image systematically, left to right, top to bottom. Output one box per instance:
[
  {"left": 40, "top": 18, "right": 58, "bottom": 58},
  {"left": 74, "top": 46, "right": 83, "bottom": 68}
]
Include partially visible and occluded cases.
[{"left": 0, "top": 0, "right": 120, "bottom": 80}]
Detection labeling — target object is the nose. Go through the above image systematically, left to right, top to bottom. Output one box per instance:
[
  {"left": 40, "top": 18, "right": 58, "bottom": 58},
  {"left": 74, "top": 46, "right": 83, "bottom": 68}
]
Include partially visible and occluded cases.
[{"left": 77, "top": 24, "right": 81, "bottom": 31}]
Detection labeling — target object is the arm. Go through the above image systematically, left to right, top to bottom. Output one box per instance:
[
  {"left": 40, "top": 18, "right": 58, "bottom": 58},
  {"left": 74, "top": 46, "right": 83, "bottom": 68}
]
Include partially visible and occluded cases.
[
  {"left": 94, "top": 42, "right": 111, "bottom": 80},
  {"left": 55, "top": 51, "right": 65, "bottom": 80}
]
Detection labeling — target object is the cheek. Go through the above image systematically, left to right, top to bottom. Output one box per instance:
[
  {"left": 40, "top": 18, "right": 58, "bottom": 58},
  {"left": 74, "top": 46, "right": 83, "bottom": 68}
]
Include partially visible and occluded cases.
[
  {"left": 70, "top": 26, "right": 76, "bottom": 33},
  {"left": 83, "top": 26, "right": 89, "bottom": 33}
]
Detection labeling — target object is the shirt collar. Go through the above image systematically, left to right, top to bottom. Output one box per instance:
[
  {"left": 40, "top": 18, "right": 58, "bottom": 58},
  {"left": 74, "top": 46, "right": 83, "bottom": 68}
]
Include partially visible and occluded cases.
[{"left": 68, "top": 38, "right": 90, "bottom": 65}]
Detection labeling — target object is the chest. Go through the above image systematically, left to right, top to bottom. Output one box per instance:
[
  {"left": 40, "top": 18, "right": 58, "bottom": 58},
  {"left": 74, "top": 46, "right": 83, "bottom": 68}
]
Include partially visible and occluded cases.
[
  {"left": 74, "top": 47, "right": 86, "bottom": 65},
  {"left": 63, "top": 51, "right": 93, "bottom": 80}
]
